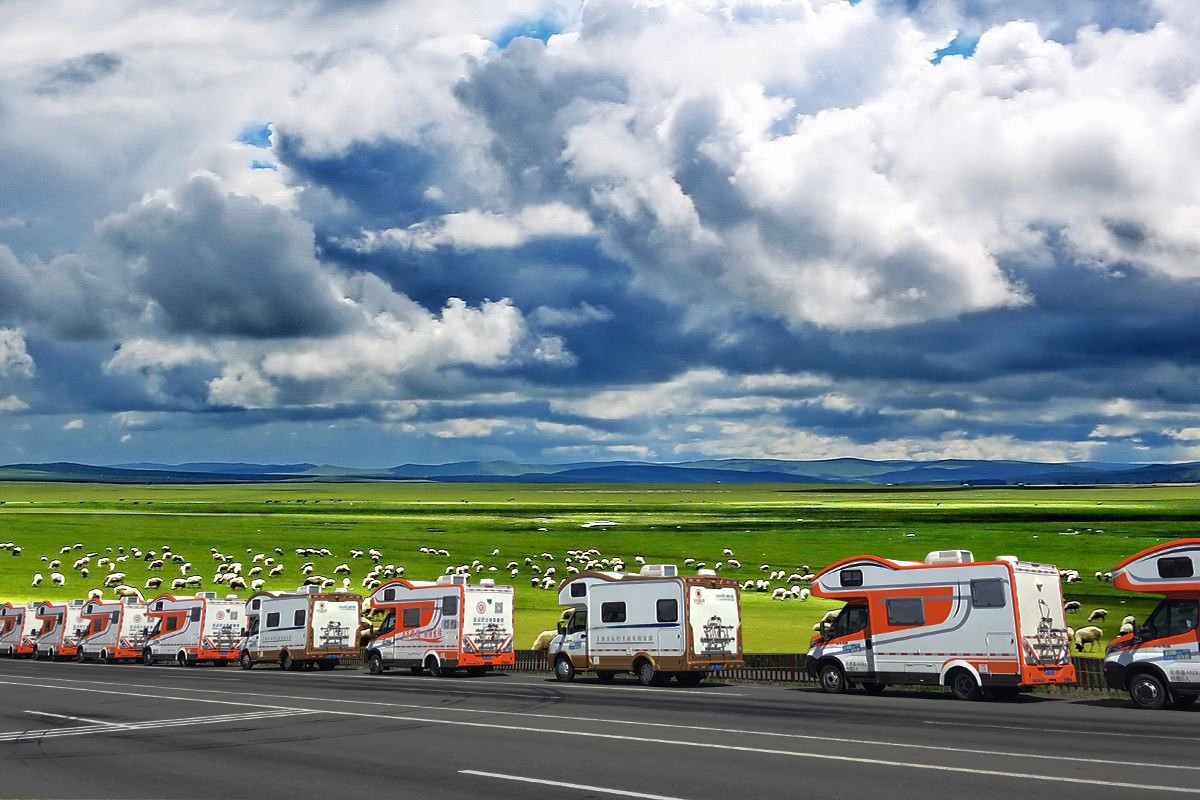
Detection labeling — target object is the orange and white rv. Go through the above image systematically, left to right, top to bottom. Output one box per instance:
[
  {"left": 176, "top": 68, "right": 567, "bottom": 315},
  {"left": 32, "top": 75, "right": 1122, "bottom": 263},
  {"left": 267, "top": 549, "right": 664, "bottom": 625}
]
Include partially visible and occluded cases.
[
  {"left": 1104, "top": 539, "right": 1200, "bottom": 709},
  {"left": 807, "top": 550, "right": 1075, "bottom": 700},
  {"left": 548, "top": 565, "right": 744, "bottom": 686},
  {"left": 364, "top": 575, "right": 514, "bottom": 677},
  {"left": 141, "top": 592, "right": 244, "bottom": 666},
  {"left": 75, "top": 596, "right": 152, "bottom": 664},
  {"left": 32, "top": 599, "right": 87, "bottom": 661},
  {"left": 0, "top": 602, "right": 38, "bottom": 657}
]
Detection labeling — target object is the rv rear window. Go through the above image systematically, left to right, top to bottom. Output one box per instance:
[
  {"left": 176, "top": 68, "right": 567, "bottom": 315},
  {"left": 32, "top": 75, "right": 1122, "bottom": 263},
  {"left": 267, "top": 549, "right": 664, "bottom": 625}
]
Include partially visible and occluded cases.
[
  {"left": 1158, "top": 557, "right": 1195, "bottom": 579},
  {"left": 840, "top": 569, "right": 864, "bottom": 587},
  {"left": 970, "top": 579, "right": 1007, "bottom": 609},
  {"left": 570, "top": 583, "right": 587, "bottom": 598},
  {"left": 442, "top": 595, "right": 458, "bottom": 616},
  {"left": 885, "top": 598, "right": 925, "bottom": 626},
  {"left": 656, "top": 599, "right": 678, "bottom": 623},
  {"left": 601, "top": 602, "right": 626, "bottom": 623},
  {"left": 402, "top": 608, "right": 421, "bottom": 628},
  {"left": 294, "top": 609, "right": 306, "bottom": 627},
  {"left": 266, "top": 612, "right": 280, "bottom": 628}
]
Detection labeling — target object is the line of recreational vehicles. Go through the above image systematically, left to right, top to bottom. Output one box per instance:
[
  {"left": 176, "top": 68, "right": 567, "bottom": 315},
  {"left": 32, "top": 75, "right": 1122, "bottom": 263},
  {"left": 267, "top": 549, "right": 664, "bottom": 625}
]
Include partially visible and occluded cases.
[{"left": 0, "top": 539, "right": 1198, "bottom": 710}]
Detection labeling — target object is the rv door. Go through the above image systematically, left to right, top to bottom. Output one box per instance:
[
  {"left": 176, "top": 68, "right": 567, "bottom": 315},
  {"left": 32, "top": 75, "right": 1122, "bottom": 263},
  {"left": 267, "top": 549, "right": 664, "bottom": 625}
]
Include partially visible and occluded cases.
[{"left": 561, "top": 609, "right": 589, "bottom": 668}]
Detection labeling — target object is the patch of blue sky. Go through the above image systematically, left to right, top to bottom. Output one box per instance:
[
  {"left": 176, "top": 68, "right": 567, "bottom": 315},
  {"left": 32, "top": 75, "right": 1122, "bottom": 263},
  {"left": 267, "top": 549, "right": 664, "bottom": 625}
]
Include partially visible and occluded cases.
[
  {"left": 495, "top": 18, "right": 560, "bottom": 49},
  {"left": 931, "top": 33, "right": 979, "bottom": 64},
  {"left": 237, "top": 123, "right": 273, "bottom": 149},
  {"left": 250, "top": 160, "right": 277, "bottom": 171}
]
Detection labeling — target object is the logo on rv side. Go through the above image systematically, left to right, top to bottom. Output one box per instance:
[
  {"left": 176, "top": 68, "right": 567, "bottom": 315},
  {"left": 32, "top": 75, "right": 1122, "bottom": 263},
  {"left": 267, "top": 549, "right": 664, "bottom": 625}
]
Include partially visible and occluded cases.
[
  {"left": 694, "top": 588, "right": 704, "bottom": 605},
  {"left": 476, "top": 601, "right": 487, "bottom": 614},
  {"left": 215, "top": 610, "right": 225, "bottom": 621}
]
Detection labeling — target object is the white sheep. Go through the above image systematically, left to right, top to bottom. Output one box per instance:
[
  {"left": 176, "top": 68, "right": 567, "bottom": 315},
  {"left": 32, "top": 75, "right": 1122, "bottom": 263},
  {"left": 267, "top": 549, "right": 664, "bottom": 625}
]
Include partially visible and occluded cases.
[
  {"left": 148, "top": 559, "right": 164, "bottom": 570},
  {"left": 333, "top": 563, "right": 351, "bottom": 575},
  {"left": 269, "top": 564, "right": 284, "bottom": 576},
  {"left": 51, "top": 571, "right": 65, "bottom": 586},
  {"left": 31, "top": 572, "right": 43, "bottom": 587},
  {"left": 102, "top": 572, "right": 126, "bottom": 587},
  {"left": 184, "top": 576, "right": 202, "bottom": 587},
  {"left": 227, "top": 576, "right": 247, "bottom": 590},
  {"left": 145, "top": 577, "right": 163, "bottom": 589},
  {"left": 171, "top": 578, "right": 187, "bottom": 590},
  {"left": 250, "top": 579, "right": 265, "bottom": 592},
  {"left": 114, "top": 585, "right": 141, "bottom": 599},
  {"left": 771, "top": 587, "right": 790, "bottom": 600},
  {"left": 87, "top": 588, "right": 102, "bottom": 600},
  {"left": 798, "top": 588, "right": 811, "bottom": 601},
  {"left": 1064, "top": 600, "right": 1081, "bottom": 614},
  {"left": 820, "top": 608, "right": 841, "bottom": 624},
  {"left": 1088, "top": 608, "right": 1108, "bottom": 622},
  {"left": 1121, "top": 615, "right": 1136, "bottom": 627},
  {"left": 1119, "top": 623, "right": 1135, "bottom": 636},
  {"left": 1074, "top": 625, "right": 1105, "bottom": 652}
]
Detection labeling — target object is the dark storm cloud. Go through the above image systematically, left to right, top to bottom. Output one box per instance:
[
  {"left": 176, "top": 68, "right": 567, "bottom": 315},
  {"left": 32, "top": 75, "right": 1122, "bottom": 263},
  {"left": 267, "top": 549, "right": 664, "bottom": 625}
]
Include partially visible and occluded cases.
[
  {"left": 38, "top": 52, "right": 122, "bottom": 93},
  {"left": 99, "top": 176, "right": 354, "bottom": 339}
]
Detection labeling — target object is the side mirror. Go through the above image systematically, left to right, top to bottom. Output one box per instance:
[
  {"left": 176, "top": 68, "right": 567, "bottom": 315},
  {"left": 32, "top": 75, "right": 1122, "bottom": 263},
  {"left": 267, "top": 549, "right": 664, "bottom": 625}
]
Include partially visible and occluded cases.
[{"left": 819, "top": 621, "right": 829, "bottom": 639}]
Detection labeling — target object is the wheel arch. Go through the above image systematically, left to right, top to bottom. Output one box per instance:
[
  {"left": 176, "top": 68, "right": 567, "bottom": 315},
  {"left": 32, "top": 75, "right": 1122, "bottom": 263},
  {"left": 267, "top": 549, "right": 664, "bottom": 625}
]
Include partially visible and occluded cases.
[{"left": 940, "top": 660, "right": 981, "bottom": 687}]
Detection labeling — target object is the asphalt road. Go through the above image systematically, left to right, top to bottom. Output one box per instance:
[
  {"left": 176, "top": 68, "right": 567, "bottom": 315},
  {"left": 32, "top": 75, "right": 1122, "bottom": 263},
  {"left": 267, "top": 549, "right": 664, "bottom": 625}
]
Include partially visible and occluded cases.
[{"left": 1, "top": 659, "right": 1198, "bottom": 800}]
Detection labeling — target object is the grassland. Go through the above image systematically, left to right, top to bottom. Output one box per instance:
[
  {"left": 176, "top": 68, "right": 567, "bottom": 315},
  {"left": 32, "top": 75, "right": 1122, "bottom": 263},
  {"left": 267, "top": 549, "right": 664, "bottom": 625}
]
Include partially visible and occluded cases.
[{"left": 2, "top": 481, "right": 1198, "bottom": 654}]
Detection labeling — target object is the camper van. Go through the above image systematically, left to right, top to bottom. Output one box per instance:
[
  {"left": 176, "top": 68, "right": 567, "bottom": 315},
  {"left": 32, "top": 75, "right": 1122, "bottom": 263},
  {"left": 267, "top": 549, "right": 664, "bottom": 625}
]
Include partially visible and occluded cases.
[
  {"left": 1104, "top": 538, "right": 1200, "bottom": 709},
  {"left": 807, "top": 550, "right": 1075, "bottom": 700},
  {"left": 548, "top": 565, "right": 744, "bottom": 686},
  {"left": 364, "top": 575, "right": 514, "bottom": 677},
  {"left": 241, "top": 586, "right": 363, "bottom": 670},
  {"left": 141, "top": 592, "right": 244, "bottom": 666},
  {"left": 75, "top": 597, "right": 151, "bottom": 664},
  {"left": 32, "top": 599, "right": 87, "bottom": 660},
  {"left": 0, "top": 602, "right": 37, "bottom": 657}
]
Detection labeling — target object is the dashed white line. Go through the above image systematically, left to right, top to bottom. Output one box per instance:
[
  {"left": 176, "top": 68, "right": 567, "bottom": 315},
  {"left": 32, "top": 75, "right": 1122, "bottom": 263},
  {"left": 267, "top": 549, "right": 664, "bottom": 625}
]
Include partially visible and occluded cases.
[{"left": 462, "top": 770, "right": 690, "bottom": 799}]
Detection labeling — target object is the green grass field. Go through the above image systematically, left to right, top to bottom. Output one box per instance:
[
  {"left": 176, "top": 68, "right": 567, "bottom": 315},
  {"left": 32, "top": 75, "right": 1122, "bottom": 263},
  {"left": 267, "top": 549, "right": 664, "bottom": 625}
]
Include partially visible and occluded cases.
[{"left": 2, "top": 481, "right": 1197, "bottom": 655}]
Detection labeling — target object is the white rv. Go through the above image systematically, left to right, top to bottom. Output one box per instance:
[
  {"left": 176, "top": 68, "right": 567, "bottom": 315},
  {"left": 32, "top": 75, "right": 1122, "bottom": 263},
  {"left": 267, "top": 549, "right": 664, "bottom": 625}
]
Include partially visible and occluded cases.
[
  {"left": 1104, "top": 538, "right": 1200, "bottom": 709},
  {"left": 807, "top": 550, "right": 1075, "bottom": 700},
  {"left": 548, "top": 565, "right": 744, "bottom": 686},
  {"left": 365, "top": 575, "right": 514, "bottom": 677},
  {"left": 241, "top": 586, "right": 362, "bottom": 670},
  {"left": 141, "top": 592, "right": 244, "bottom": 666},
  {"left": 75, "top": 597, "right": 151, "bottom": 664},
  {"left": 33, "top": 599, "right": 87, "bottom": 660},
  {"left": 0, "top": 602, "right": 37, "bottom": 657}
]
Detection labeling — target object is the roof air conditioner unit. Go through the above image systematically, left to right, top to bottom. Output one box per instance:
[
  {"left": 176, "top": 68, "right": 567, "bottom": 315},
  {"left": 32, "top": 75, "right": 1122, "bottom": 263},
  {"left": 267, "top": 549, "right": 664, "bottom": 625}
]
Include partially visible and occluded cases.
[
  {"left": 924, "top": 550, "right": 973, "bottom": 565},
  {"left": 639, "top": 564, "right": 678, "bottom": 577}
]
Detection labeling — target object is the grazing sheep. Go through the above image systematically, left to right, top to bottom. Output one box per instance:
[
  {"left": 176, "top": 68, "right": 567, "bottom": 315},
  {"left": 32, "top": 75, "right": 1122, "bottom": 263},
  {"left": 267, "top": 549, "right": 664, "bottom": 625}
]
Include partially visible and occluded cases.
[
  {"left": 148, "top": 559, "right": 164, "bottom": 570},
  {"left": 333, "top": 563, "right": 351, "bottom": 575},
  {"left": 269, "top": 564, "right": 284, "bottom": 577},
  {"left": 248, "top": 566, "right": 262, "bottom": 577},
  {"left": 50, "top": 571, "right": 65, "bottom": 586},
  {"left": 32, "top": 572, "right": 43, "bottom": 587},
  {"left": 184, "top": 576, "right": 203, "bottom": 587},
  {"left": 227, "top": 576, "right": 247, "bottom": 590},
  {"left": 145, "top": 577, "right": 163, "bottom": 589},
  {"left": 171, "top": 578, "right": 187, "bottom": 590},
  {"left": 250, "top": 579, "right": 265, "bottom": 592},
  {"left": 114, "top": 585, "right": 141, "bottom": 599},
  {"left": 771, "top": 587, "right": 790, "bottom": 600},
  {"left": 87, "top": 588, "right": 103, "bottom": 600},
  {"left": 798, "top": 588, "right": 811, "bottom": 601},
  {"left": 1064, "top": 601, "right": 1081, "bottom": 614},
  {"left": 1088, "top": 608, "right": 1108, "bottom": 623},
  {"left": 820, "top": 609, "right": 841, "bottom": 625},
  {"left": 1121, "top": 615, "right": 1136, "bottom": 627},
  {"left": 1119, "top": 623, "right": 1135, "bottom": 636},
  {"left": 1074, "top": 626, "right": 1105, "bottom": 652}
]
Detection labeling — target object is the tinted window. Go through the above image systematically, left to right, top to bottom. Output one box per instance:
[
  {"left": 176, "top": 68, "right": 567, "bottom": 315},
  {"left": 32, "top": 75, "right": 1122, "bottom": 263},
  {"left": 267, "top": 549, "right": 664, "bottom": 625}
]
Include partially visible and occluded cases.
[
  {"left": 1158, "top": 557, "right": 1195, "bottom": 579},
  {"left": 840, "top": 569, "right": 863, "bottom": 587},
  {"left": 971, "top": 579, "right": 1007, "bottom": 608},
  {"left": 570, "top": 583, "right": 587, "bottom": 598},
  {"left": 383, "top": 588, "right": 396, "bottom": 602},
  {"left": 442, "top": 595, "right": 458, "bottom": 616},
  {"left": 886, "top": 598, "right": 925, "bottom": 626},
  {"left": 656, "top": 599, "right": 678, "bottom": 623},
  {"left": 1144, "top": 599, "right": 1199, "bottom": 640},
  {"left": 601, "top": 602, "right": 626, "bottom": 623},
  {"left": 831, "top": 605, "right": 868, "bottom": 638},
  {"left": 190, "top": 608, "right": 201, "bottom": 622},
  {"left": 402, "top": 608, "right": 421, "bottom": 628},
  {"left": 293, "top": 609, "right": 306, "bottom": 627},
  {"left": 377, "top": 611, "right": 394, "bottom": 635},
  {"left": 266, "top": 612, "right": 280, "bottom": 628},
  {"left": 166, "top": 617, "right": 180, "bottom": 632}
]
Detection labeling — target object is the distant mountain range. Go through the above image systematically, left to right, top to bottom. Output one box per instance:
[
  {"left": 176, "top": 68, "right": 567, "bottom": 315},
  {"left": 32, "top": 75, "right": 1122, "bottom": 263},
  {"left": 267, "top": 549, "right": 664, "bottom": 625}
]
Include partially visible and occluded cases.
[{"left": 0, "top": 458, "right": 1198, "bottom": 485}]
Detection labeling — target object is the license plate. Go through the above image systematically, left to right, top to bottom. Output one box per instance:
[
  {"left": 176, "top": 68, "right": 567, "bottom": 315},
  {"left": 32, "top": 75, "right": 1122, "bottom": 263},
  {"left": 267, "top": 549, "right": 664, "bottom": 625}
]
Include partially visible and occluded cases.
[
  {"left": 483, "top": 655, "right": 493, "bottom": 660},
  {"left": 710, "top": 664, "right": 723, "bottom": 671},
  {"left": 1046, "top": 669, "right": 1056, "bottom": 676}
]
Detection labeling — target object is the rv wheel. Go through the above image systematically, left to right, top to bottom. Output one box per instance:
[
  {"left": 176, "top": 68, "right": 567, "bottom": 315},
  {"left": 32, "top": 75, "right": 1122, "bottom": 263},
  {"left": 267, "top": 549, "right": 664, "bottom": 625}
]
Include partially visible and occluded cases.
[
  {"left": 142, "top": 649, "right": 154, "bottom": 666},
  {"left": 76, "top": 650, "right": 86, "bottom": 663},
  {"left": 102, "top": 650, "right": 116, "bottom": 665},
  {"left": 280, "top": 651, "right": 295, "bottom": 671},
  {"left": 240, "top": 652, "right": 254, "bottom": 670},
  {"left": 367, "top": 652, "right": 384, "bottom": 675},
  {"left": 554, "top": 655, "right": 576, "bottom": 682},
  {"left": 426, "top": 656, "right": 445, "bottom": 677},
  {"left": 635, "top": 659, "right": 657, "bottom": 687},
  {"left": 818, "top": 663, "right": 847, "bottom": 694},
  {"left": 948, "top": 669, "right": 983, "bottom": 701},
  {"left": 596, "top": 671, "right": 616, "bottom": 684},
  {"left": 1128, "top": 672, "right": 1169, "bottom": 710},
  {"left": 861, "top": 682, "right": 886, "bottom": 695}
]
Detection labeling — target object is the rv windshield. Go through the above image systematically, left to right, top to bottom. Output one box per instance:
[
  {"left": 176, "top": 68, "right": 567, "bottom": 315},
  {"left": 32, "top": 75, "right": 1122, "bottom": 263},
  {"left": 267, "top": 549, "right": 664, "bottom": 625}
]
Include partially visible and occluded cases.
[
  {"left": 1142, "top": 599, "right": 1199, "bottom": 641},
  {"left": 829, "top": 605, "right": 868, "bottom": 639},
  {"left": 567, "top": 609, "right": 587, "bottom": 634},
  {"left": 377, "top": 611, "right": 395, "bottom": 636},
  {"left": 146, "top": 618, "right": 162, "bottom": 638}
]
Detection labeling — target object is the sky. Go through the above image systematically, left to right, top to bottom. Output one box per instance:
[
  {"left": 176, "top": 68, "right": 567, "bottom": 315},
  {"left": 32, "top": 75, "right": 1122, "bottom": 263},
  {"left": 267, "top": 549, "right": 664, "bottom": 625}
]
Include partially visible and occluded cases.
[{"left": 2, "top": 0, "right": 1200, "bottom": 467}]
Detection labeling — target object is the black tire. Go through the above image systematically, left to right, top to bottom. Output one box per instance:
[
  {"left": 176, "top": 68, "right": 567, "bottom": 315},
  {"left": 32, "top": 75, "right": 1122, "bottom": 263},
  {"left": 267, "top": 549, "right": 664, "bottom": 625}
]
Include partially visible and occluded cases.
[
  {"left": 76, "top": 649, "right": 86, "bottom": 663},
  {"left": 142, "top": 649, "right": 154, "bottom": 666},
  {"left": 103, "top": 650, "right": 116, "bottom": 666},
  {"left": 280, "top": 651, "right": 294, "bottom": 671},
  {"left": 240, "top": 652, "right": 254, "bottom": 670},
  {"left": 367, "top": 652, "right": 384, "bottom": 675},
  {"left": 554, "top": 655, "right": 576, "bottom": 682},
  {"left": 427, "top": 657, "right": 445, "bottom": 677},
  {"left": 316, "top": 659, "right": 336, "bottom": 671},
  {"left": 635, "top": 659, "right": 658, "bottom": 687},
  {"left": 818, "top": 662, "right": 847, "bottom": 694},
  {"left": 409, "top": 665, "right": 423, "bottom": 675},
  {"left": 466, "top": 666, "right": 487, "bottom": 677},
  {"left": 949, "top": 669, "right": 983, "bottom": 701},
  {"left": 596, "top": 670, "right": 616, "bottom": 684},
  {"left": 676, "top": 671, "right": 704, "bottom": 687},
  {"left": 1129, "top": 672, "right": 1170, "bottom": 710},
  {"left": 862, "top": 682, "right": 887, "bottom": 695}
]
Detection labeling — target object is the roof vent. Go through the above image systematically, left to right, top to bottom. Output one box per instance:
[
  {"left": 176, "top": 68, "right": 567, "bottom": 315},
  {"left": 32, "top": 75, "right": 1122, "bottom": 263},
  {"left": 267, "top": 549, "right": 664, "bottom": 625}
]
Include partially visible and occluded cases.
[
  {"left": 924, "top": 550, "right": 973, "bottom": 565},
  {"left": 996, "top": 555, "right": 1019, "bottom": 565},
  {"left": 639, "top": 564, "right": 678, "bottom": 577},
  {"left": 697, "top": 568, "right": 717, "bottom": 576},
  {"left": 480, "top": 578, "right": 495, "bottom": 587},
  {"left": 296, "top": 585, "right": 320, "bottom": 594},
  {"left": 197, "top": 592, "right": 217, "bottom": 600},
  {"left": 68, "top": 598, "right": 85, "bottom": 607}
]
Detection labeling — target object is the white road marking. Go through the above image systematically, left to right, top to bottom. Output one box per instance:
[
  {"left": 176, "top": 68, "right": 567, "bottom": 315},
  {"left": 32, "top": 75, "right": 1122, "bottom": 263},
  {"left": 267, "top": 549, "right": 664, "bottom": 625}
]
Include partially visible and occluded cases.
[
  {"left": 4, "top": 675, "right": 1195, "bottom": 774},
  {"left": 0, "top": 677, "right": 1196, "bottom": 793},
  {"left": 0, "top": 709, "right": 316, "bottom": 743},
  {"left": 25, "top": 710, "right": 133, "bottom": 727},
  {"left": 927, "top": 720, "right": 1200, "bottom": 742},
  {"left": 461, "top": 770, "right": 690, "bottom": 799}
]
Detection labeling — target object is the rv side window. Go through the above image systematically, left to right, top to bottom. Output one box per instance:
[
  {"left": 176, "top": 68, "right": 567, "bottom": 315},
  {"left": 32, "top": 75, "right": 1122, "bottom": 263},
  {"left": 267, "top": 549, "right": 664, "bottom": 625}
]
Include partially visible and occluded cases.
[
  {"left": 1158, "top": 557, "right": 1195, "bottom": 579},
  {"left": 840, "top": 569, "right": 863, "bottom": 587},
  {"left": 970, "top": 579, "right": 1007, "bottom": 608},
  {"left": 570, "top": 583, "right": 587, "bottom": 598},
  {"left": 383, "top": 588, "right": 396, "bottom": 602},
  {"left": 442, "top": 595, "right": 458, "bottom": 616},
  {"left": 251, "top": 598, "right": 261, "bottom": 611},
  {"left": 885, "top": 598, "right": 925, "bottom": 626},
  {"left": 656, "top": 599, "right": 678, "bottom": 623},
  {"left": 1144, "top": 599, "right": 1198, "bottom": 639},
  {"left": 601, "top": 602, "right": 626, "bottom": 623},
  {"left": 190, "top": 607, "right": 201, "bottom": 622},
  {"left": 402, "top": 608, "right": 421, "bottom": 628},
  {"left": 293, "top": 609, "right": 306, "bottom": 627},
  {"left": 110, "top": 611, "right": 120, "bottom": 624},
  {"left": 377, "top": 611, "right": 394, "bottom": 635},
  {"left": 266, "top": 612, "right": 280, "bottom": 628},
  {"left": 166, "top": 617, "right": 180, "bottom": 632}
]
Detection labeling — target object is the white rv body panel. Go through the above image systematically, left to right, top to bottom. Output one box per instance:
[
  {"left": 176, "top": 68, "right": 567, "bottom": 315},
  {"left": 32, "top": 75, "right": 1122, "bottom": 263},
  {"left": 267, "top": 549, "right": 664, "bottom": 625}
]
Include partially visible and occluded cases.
[{"left": 242, "top": 589, "right": 362, "bottom": 669}]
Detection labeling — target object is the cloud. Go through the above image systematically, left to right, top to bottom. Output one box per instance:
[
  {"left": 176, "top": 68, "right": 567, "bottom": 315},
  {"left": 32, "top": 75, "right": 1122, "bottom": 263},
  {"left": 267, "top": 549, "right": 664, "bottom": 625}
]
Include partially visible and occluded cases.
[
  {"left": 346, "top": 203, "right": 594, "bottom": 252},
  {"left": 0, "top": 329, "right": 34, "bottom": 377},
  {"left": 0, "top": 395, "right": 28, "bottom": 413},
  {"left": 63, "top": 418, "right": 85, "bottom": 430}
]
